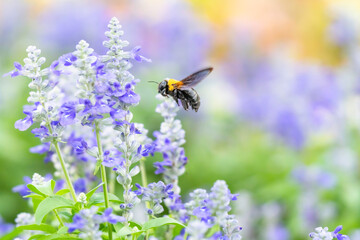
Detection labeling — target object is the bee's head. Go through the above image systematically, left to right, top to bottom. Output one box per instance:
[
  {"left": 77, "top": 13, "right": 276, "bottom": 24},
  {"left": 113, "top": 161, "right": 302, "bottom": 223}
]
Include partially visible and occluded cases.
[{"left": 158, "top": 80, "right": 168, "bottom": 95}]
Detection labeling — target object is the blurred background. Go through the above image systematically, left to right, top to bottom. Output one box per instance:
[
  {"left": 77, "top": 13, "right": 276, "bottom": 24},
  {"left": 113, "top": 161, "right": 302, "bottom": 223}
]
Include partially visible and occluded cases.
[{"left": 1, "top": 0, "right": 360, "bottom": 239}]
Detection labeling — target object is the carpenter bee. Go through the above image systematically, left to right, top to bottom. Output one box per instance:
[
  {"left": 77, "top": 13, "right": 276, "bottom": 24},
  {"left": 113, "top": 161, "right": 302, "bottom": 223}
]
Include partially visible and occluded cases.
[{"left": 156, "top": 67, "right": 213, "bottom": 112}]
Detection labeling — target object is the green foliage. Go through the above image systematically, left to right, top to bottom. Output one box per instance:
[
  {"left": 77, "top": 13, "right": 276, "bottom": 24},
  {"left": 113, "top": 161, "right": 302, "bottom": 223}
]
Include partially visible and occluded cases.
[
  {"left": 87, "top": 192, "right": 122, "bottom": 206},
  {"left": 34, "top": 196, "right": 74, "bottom": 224},
  {"left": 114, "top": 217, "right": 184, "bottom": 239},
  {"left": 2, "top": 224, "right": 57, "bottom": 240}
]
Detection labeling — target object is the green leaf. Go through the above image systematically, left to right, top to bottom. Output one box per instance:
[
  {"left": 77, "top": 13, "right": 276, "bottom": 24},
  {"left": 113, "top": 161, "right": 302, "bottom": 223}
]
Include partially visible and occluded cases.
[
  {"left": 27, "top": 180, "right": 56, "bottom": 197},
  {"left": 51, "top": 180, "right": 56, "bottom": 192},
  {"left": 85, "top": 182, "right": 104, "bottom": 200},
  {"left": 27, "top": 184, "right": 46, "bottom": 197},
  {"left": 55, "top": 189, "right": 70, "bottom": 196},
  {"left": 88, "top": 192, "right": 122, "bottom": 206},
  {"left": 24, "top": 194, "right": 45, "bottom": 200},
  {"left": 35, "top": 196, "right": 74, "bottom": 224},
  {"left": 32, "top": 197, "right": 44, "bottom": 212},
  {"left": 57, "top": 211, "right": 72, "bottom": 222},
  {"left": 142, "top": 217, "right": 185, "bottom": 231},
  {"left": 129, "top": 221, "right": 142, "bottom": 230},
  {"left": 114, "top": 222, "right": 124, "bottom": 232},
  {"left": 1, "top": 224, "right": 57, "bottom": 240},
  {"left": 206, "top": 224, "right": 220, "bottom": 238},
  {"left": 116, "top": 225, "right": 138, "bottom": 236},
  {"left": 57, "top": 226, "right": 68, "bottom": 234},
  {"left": 36, "top": 233, "right": 82, "bottom": 240},
  {"left": 29, "top": 234, "right": 46, "bottom": 240},
  {"left": 137, "top": 234, "right": 146, "bottom": 240}
]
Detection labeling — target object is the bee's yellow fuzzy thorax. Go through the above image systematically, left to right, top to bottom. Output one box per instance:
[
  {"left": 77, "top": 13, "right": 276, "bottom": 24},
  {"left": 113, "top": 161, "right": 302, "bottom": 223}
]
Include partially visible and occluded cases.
[{"left": 167, "top": 78, "right": 181, "bottom": 91}]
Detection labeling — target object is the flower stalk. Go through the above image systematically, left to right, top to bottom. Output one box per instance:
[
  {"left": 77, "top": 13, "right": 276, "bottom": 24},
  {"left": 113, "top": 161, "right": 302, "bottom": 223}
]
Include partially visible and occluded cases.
[
  {"left": 95, "top": 121, "right": 112, "bottom": 240},
  {"left": 54, "top": 139, "right": 77, "bottom": 201}
]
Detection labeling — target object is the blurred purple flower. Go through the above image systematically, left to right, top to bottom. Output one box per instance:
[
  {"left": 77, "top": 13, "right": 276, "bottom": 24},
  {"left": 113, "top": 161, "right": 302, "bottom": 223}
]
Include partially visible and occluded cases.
[
  {"left": 29, "top": 143, "right": 51, "bottom": 154},
  {"left": 74, "top": 178, "right": 87, "bottom": 194},
  {"left": 0, "top": 216, "right": 13, "bottom": 237}
]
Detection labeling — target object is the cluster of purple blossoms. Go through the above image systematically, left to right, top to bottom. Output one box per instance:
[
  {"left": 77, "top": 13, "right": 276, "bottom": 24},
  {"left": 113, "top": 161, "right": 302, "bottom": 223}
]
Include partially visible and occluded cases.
[
  {"left": 8, "top": 15, "right": 151, "bottom": 232},
  {"left": 153, "top": 94, "right": 187, "bottom": 195},
  {"left": 174, "top": 180, "right": 242, "bottom": 239},
  {"left": 135, "top": 181, "right": 173, "bottom": 215},
  {"left": 67, "top": 207, "right": 125, "bottom": 240},
  {"left": 309, "top": 225, "right": 349, "bottom": 240}
]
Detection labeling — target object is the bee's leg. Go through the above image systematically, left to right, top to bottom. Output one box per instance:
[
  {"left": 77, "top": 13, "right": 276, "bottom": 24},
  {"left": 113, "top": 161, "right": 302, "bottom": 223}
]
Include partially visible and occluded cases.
[
  {"left": 160, "top": 89, "right": 168, "bottom": 97},
  {"left": 172, "top": 90, "right": 180, "bottom": 106},
  {"left": 176, "top": 90, "right": 188, "bottom": 110},
  {"left": 174, "top": 96, "right": 180, "bottom": 106},
  {"left": 181, "top": 99, "right": 189, "bottom": 110}
]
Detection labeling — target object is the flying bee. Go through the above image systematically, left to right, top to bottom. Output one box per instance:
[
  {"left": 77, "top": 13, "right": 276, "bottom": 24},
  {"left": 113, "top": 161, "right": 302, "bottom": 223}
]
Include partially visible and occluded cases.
[{"left": 156, "top": 67, "right": 213, "bottom": 112}]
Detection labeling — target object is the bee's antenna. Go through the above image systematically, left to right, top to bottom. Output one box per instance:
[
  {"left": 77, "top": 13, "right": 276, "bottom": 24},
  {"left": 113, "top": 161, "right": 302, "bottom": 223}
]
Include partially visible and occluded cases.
[{"left": 148, "top": 81, "right": 159, "bottom": 85}]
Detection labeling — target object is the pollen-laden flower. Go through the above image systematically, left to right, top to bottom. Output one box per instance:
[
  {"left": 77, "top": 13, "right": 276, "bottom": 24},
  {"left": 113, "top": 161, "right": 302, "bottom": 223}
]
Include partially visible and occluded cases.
[
  {"left": 153, "top": 94, "right": 187, "bottom": 195},
  {"left": 31, "top": 173, "right": 45, "bottom": 185},
  {"left": 77, "top": 192, "right": 87, "bottom": 204}
]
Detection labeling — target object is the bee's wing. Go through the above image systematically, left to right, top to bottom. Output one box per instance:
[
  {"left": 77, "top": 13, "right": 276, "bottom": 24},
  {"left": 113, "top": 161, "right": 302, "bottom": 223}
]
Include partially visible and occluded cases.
[{"left": 176, "top": 67, "right": 213, "bottom": 89}]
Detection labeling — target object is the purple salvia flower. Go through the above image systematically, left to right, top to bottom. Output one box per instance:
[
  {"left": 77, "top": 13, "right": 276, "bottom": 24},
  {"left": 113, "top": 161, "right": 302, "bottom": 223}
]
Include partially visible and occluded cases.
[
  {"left": 131, "top": 46, "right": 151, "bottom": 63},
  {"left": 61, "top": 53, "right": 77, "bottom": 66},
  {"left": 50, "top": 60, "right": 62, "bottom": 76},
  {"left": 3, "top": 61, "right": 23, "bottom": 77},
  {"left": 119, "top": 83, "right": 140, "bottom": 105},
  {"left": 153, "top": 95, "right": 187, "bottom": 194},
  {"left": 59, "top": 102, "right": 77, "bottom": 126},
  {"left": 14, "top": 103, "right": 39, "bottom": 131},
  {"left": 110, "top": 108, "right": 127, "bottom": 120},
  {"left": 14, "top": 116, "right": 33, "bottom": 131},
  {"left": 31, "top": 126, "right": 50, "bottom": 140},
  {"left": 102, "top": 150, "right": 123, "bottom": 168},
  {"left": 12, "top": 176, "right": 32, "bottom": 196},
  {"left": 136, "top": 181, "right": 173, "bottom": 215},
  {"left": 208, "top": 181, "right": 233, "bottom": 220},
  {"left": 66, "top": 206, "right": 116, "bottom": 239},
  {"left": 101, "top": 208, "right": 125, "bottom": 224},
  {"left": 67, "top": 214, "right": 86, "bottom": 233},
  {"left": 309, "top": 226, "right": 350, "bottom": 240},
  {"left": 333, "top": 226, "right": 350, "bottom": 240}
]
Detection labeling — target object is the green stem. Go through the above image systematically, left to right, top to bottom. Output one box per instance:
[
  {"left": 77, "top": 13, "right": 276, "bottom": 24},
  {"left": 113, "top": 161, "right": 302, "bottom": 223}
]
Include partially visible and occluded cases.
[
  {"left": 44, "top": 119, "right": 76, "bottom": 202},
  {"left": 95, "top": 122, "right": 112, "bottom": 240},
  {"left": 54, "top": 141, "right": 77, "bottom": 201},
  {"left": 140, "top": 158, "right": 151, "bottom": 210},
  {"left": 109, "top": 171, "right": 116, "bottom": 194},
  {"left": 53, "top": 210, "right": 64, "bottom": 227}
]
